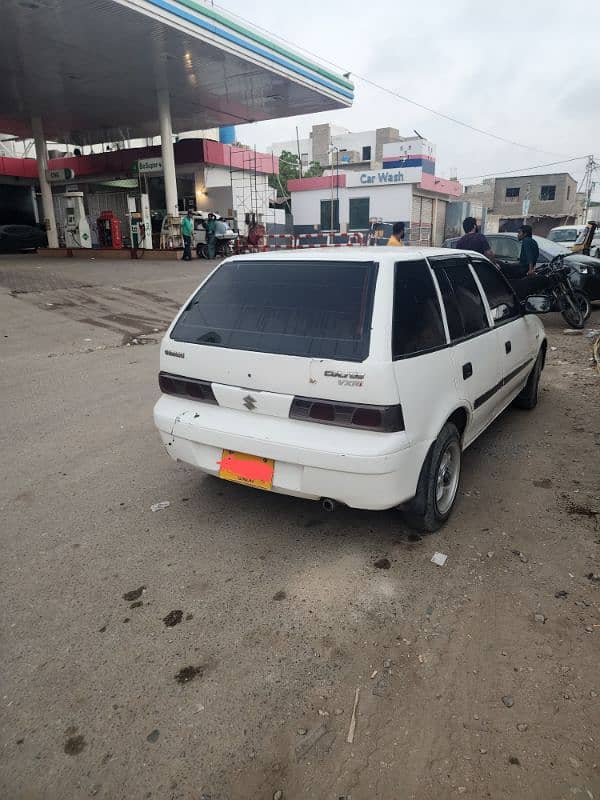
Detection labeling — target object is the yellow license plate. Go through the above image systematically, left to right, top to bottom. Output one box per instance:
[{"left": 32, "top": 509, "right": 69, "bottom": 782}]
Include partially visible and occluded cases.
[{"left": 218, "top": 450, "right": 275, "bottom": 490}]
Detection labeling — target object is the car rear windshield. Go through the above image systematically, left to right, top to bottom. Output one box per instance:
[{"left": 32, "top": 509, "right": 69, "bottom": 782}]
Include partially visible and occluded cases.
[
  {"left": 549, "top": 229, "right": 579, "bottom": 243},
  {"left": 170, "top": 259, "right": 378, "bottom": 362}
]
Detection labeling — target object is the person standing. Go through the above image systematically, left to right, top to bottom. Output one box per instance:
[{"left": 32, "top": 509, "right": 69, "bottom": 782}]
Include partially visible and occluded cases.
[
  {"left": 181, "top": 210, "right": 194, "bottom": 261},
  {"left": 205, "top": 213, "right": 217, "bottom": 259},
  {"left": 456, "top": 217, "right": 496, "bottom": 262},
  {"left": 387, "top": 222, "right": 405, "bottom": 246},
  {"left": 499, "top": 224, "right": 544, "bottom": 297},
  {"left": 517, "top": 224, "right": 540, "bottom": 276}
]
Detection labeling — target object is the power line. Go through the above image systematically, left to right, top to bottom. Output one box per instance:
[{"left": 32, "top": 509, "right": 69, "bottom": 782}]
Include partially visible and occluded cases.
[
  {"left": 213, "top": 2, "right": 568, "bottom": 157},
  {"left": 352, "top": 75, "right": 566, "bottom": 157},
  {"left": 460, "top": 155, "right": 590, "bottom": 181}
]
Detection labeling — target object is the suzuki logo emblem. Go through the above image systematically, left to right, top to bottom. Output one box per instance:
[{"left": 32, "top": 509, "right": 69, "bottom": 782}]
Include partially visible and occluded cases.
[{"left": 243, "top": 394, "right": 257, "bottom": 410}]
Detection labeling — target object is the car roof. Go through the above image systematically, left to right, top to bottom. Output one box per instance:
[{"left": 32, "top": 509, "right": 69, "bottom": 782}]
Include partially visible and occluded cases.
[
  {"left": 550, "top": 225, "right": 585, "bottom": 231},
  {"left": 227, "top": 246, "right": 474, "bottom": 263}
]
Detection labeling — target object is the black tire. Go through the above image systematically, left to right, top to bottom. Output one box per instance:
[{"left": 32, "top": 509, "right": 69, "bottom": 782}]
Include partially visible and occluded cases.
[
  {"left": 573, "top": 289, "right": 591, "bottom": 321},
  {"left": 560, "top": 291, "right": 585, "bottom": 328},
  {"left": 513, "top": 349, "right": 543, "bottom": 410},
  {"left": 401, "top": 422, "right": 462, "bottom": 532}
]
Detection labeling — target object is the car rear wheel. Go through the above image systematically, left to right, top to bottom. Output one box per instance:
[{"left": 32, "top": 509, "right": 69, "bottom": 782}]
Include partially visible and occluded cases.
[
  {"left": 513, "top": 349, "right": 543, "bottom": 410},
  {"left": 401, "top": 422, "right": 462, "bottom": 532}
]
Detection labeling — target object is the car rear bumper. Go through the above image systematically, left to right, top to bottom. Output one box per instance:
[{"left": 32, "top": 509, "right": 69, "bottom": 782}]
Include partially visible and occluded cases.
[{"left": 154, "top": 395, "right": 431, "bottom": 510}]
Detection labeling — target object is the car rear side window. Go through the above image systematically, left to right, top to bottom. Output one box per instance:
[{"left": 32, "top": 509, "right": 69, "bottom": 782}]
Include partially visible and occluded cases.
[
  {"left": 430, "top": 257, "right": 490, "bottom": 340},
  {"left": 471, "top": 258, "right": 520, "bottom": 324},
  {"left": 170, "top": 259, "right": 377, "bottom": 362},
  {"left": 392, "top": 260, "right": 446, "bottom": 358}
]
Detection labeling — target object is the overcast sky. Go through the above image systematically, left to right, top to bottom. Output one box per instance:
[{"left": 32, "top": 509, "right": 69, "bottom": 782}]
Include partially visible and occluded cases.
[{"left": 218, "top": 0, "right": 599, "bottom": 192}]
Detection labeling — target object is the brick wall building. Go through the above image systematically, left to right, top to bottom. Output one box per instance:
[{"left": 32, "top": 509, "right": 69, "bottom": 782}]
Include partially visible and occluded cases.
[{"left": 493, "top": 173, "right": 578, "bottom": 235}]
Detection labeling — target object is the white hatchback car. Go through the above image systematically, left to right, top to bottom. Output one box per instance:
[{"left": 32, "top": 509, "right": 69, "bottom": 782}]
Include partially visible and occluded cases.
[{"left": 154, "top": 248, "right": 549, "bottom": 530}]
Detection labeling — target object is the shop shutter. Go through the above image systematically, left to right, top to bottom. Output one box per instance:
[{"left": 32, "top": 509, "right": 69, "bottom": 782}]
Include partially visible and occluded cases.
[
  {"left": 410, "top": 195, "right": 433, "bottom": 245},
  {"left": 434, "top": 200, "right": 447, "bottom": 246}
]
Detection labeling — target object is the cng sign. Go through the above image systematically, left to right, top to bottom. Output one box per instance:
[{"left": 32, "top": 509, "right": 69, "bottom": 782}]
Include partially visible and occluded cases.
[{"left": 46, "top": 168, "right": 75, "bottom": 182}]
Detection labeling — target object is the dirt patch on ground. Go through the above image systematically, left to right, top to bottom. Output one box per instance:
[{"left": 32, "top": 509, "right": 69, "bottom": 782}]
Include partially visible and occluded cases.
[{"left": 63, "top": 735, "right": 86, "bottom": 756}]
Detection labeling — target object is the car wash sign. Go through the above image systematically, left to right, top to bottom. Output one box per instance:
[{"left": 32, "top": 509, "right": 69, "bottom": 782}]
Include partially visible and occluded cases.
[{"left": 346, "top": 167, "right": 422, "bottom": 187}]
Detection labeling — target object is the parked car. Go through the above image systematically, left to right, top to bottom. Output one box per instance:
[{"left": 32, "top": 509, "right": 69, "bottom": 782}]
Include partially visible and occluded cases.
[
  {"left": 0, "top": 224, "right": 47, "bottom": 252},
  {"left": 548, "top": 224, "right": 600, "bottom": 258},
  {"left": 548, "top": 225, "right": 586, "bottom": 245},
  {"left": 442, "top": 232, "right": 600, "bottom": 302},
  {"left": 154, "top": 248, "right": 549, "bottom": 531}
]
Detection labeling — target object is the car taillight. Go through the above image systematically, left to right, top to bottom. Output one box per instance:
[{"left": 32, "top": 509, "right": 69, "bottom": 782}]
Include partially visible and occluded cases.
[
  {"left": 158, "top": 371, "right": 217, "bottom": 404},
  {"left": 289, "top": 396, "right": 404, "bottom": 432}
]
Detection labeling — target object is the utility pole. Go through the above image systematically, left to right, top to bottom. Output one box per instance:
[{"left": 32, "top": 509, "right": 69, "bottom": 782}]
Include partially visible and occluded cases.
[
  {"left": 295, "top": 126, "right": 303, "bottom": 179},
  {"left": 329, "top": 144, "right": 340, "bottom": 234},
  {"left": 582, "top": 154, "right": 597, "bottom": 223},
  {"left": 523, "top": 181, "right": 531, "bottom": 225}
]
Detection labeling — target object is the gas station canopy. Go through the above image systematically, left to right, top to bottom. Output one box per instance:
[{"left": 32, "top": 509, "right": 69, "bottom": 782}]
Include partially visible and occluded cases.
[{"left": 1, "top": 0, "right": 354, "bottom": 144}]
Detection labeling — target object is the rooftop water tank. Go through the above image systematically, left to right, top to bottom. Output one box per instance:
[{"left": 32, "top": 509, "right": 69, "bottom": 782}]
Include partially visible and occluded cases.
[{"left": 219, "top": 126, "right": 236, "bottom": 145}]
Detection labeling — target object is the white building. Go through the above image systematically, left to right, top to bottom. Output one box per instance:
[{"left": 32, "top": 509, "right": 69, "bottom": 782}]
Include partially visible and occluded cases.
[
  {"left": 271, "top": 123, "right": 431, "bottom": 170},
  {"left": 288, "top": 139, "right": 462, "bottom": 246}
]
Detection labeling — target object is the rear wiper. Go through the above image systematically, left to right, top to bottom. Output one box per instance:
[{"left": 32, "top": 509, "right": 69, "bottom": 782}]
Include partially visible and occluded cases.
[{"left": 196, "top": 331, "right": 221, "bottom": 344}]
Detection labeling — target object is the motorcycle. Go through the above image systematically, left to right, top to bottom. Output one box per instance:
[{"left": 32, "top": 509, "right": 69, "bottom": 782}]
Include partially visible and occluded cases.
[
  {"left": 190, "top": 213, "right": 239, "bottom": 259},
  {"left": 197, "top": 234, "right": 236, "bottom": 260},
  {"left": 534, "top": 255, "right": 590, "bottom": 329}
]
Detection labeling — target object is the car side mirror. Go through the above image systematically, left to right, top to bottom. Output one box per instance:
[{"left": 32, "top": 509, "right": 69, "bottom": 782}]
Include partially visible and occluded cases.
[{"left": 524, "top": 295, "right": 553, "bottom": 314}]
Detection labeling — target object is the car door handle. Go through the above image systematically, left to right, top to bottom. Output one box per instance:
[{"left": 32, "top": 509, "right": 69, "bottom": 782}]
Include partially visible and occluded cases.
[
  {"left": 505, "top": 341, "right": 512, "bottom": 354},
  {"left": 462, "top": 362, "right": 473, "bottom": 380}
]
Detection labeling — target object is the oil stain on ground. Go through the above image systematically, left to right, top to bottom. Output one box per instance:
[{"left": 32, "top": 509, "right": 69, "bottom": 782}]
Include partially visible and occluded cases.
[
  {"left": 122, "top": 586, "right": 145, "bottom": 602},
  {"left": 163, "top": 610, "right": 183, "bottom": 627},
  {"left": 175, "top": 665, "right": 205, "bottom": 684}
]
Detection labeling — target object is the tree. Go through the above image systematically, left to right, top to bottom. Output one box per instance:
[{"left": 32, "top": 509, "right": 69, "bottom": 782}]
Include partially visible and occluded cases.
[
  {"left": 269, "top": 149, "right": 323, "bottom": 196},
  {"left": 269, "top": 149, "right": 298, "bottom": 196},
  {"left": 305, "top": 160, "right": 324, "bottom": 179}
]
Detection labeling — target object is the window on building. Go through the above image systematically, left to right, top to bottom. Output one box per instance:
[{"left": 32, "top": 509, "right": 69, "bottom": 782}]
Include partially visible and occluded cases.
[
  {"left": 361, "top": 146, "right": 371, "bottom": 162},
  {"left": 540, "top": 185, "right": 556, "bottom": 201},
  {"left": 567, "top": 185, "right": 571, "bottom": 200},
  {"left": 505, "top": 187, "right": 520, "bottom": 201},
  {"left": 349, "top": 198, "right": 370, "bottom": 230},
  {"left": 320, "top": 199, "right": 339, "bottom": 231},
  {"left": 430, "top": 257, "right": 490, "bottom": 340},
  {"left": 471, "top": 259, "right": 519, "bottom": 324},
  {"left": 392, "top": 261, "right": 446, "bottom": 358}
]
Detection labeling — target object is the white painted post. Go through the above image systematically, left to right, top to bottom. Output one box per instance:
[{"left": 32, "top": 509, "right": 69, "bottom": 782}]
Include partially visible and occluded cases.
[
  {"left": 157, "top": 88, "right": 179, "bottom": 218},
  {"left": 31, "top": 116, "right": 58, "bottom": 248}
]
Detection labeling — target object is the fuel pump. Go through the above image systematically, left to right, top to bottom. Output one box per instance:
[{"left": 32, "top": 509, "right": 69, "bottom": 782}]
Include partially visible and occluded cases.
[
  {"left": 64, "top": 192, "right": 91, "bottom": 248},
  {"left": 127, "top": 194, "right": 153, "bottom": 249},
  {"left": 97, "top": 211, "right": 123, "bottom": 249}
]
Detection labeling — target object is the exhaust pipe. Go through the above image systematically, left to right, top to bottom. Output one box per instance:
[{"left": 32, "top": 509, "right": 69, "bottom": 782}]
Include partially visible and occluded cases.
[{"left": 321, "top": 498, "right": 337, "bottom": 512}]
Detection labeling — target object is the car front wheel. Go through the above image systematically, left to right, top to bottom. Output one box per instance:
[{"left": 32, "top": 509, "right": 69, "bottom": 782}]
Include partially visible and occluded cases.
[{"left": 401, "top": 422, "right": 462, "bottom": 532}]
